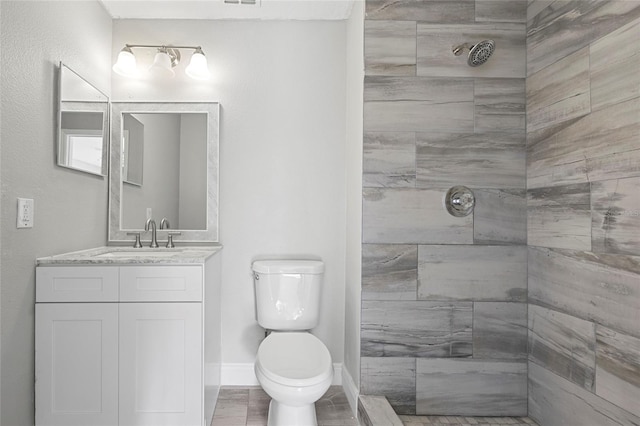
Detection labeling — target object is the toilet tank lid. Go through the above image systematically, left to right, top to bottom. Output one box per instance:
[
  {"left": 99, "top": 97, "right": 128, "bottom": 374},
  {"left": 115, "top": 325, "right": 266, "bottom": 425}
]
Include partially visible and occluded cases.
[{"left": 252, "top": 260, "right": 324, "bottom": 274}]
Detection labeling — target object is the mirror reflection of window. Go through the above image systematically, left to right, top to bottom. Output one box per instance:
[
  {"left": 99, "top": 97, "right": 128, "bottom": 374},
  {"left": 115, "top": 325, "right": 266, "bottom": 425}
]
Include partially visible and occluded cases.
[
  {"left": 56, "top": 63, "right": 109, "bottom": 176},
  {"left": 59, "top": 111, "right": 105, "bottom": 175},
  {"left": 61, "top": 133, "right": 103, "bottom": 175}
]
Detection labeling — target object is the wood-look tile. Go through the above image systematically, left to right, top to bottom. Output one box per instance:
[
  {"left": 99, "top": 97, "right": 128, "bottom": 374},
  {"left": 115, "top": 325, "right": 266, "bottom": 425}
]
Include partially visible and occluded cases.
[
  {"left": 365, "top": 0, "right": 475, "bottom": 23},
  {"left": 476, "top": 0, "right": 527, "bottom": 23},
  {"left": 526, "top": 0, "right": 555, "bottom": 24},
  {"left": 527, "top": 0, "right": 640, "bottom": 76},
  {"left": 590, "top": 18, "right": 640, "bottom": 112},
  {"left": 365, "top": 20, "right": 416, "bottom": 76},
  {"left": 417, "top": 23, "right": 526, "bottom": 78},
  {"left": 527, "top": 46, "right": 591, "bottom": 132},
  {"left": 364, "top": 76, "right": 473, "bottom": 102},
  {"left": 474, "top": 78, "right": 526, "bottom": 132},
  {"left": 527, "top": 97, "right": 640, "bottom": 189},
  {"left": 364, "top": 100, "right": 474, "bottom": 133},
  {"left": 363, "top": 132, "right": 416, "bottom": 188},
  {"left": 416, "top": 132, "right": 525, "bottom": 189},
  {"left": 585, "top": 150, "right": 640, "bottom": 187},
  {"left": 592, "top": 177, "right": 640, "bottom": 256},
  {"left": 527, "top": 183, "right": 591, "bottom": 251},
  {"left": 363, "top": 188, "right": 474, "bottom": 244},
  {"left": 473, "top": 189, "right": 527, "bottom": 245},
  {"left": 362, "top": 244, "right": 417, "bottom": 301},
  {"left": 417, "top": 245, "right": 527, "bottom": 302},
  {"left": 528, "top": 247, "right": 640, "bottom": 339},
  {"left": 361, "top": 300, "right": 472, "bottom": 358},
  {"left": 473, "top": 302, "right": 527, "bottom": 360},
  {"left": 527, "top": 304, "right": 596, "bottom": 391},
  {"left": 595, "top": 326, "right": 640, "bottom": 418},
  {"left": 361, "top": 357, "right": 417, "bottom": 415},
  {"left": 416, "top": 359, "right": 527, "bottom": 416},
  {"left": 528, "top": 361, "right": 640, "bottom": 426},
  {"left": 316, "top": 386, "right": 359, "bottom": 425},
  {"left": 213, "top": 387, "right": 359, "bottom": 426},
  {"left": 246, "top": 388, "right": 269, "bottom": 426},
  {"left": 211, "top": 389, "right": 249, "bottom": 426},
  {"left": 358, "top": 395, "right": 404, "bottom": 426}
]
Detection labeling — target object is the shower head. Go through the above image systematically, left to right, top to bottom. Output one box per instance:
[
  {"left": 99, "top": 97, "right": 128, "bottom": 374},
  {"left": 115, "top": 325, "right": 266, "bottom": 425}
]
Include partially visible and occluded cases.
[{"left": 452, "top": 39, "right": 495, "bottom": 67}]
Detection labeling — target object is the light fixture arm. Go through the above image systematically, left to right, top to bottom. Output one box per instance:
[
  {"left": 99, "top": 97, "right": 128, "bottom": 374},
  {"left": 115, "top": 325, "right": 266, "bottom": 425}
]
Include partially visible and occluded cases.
[{"left": 124, "top": 43, "right": 204, "bottom": 51}]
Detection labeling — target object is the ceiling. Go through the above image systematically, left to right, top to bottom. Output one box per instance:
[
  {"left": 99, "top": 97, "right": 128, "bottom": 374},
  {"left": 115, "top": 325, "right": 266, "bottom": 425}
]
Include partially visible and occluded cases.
[{"left": 99, "top": 0, "right": 357, "bottom": 20}]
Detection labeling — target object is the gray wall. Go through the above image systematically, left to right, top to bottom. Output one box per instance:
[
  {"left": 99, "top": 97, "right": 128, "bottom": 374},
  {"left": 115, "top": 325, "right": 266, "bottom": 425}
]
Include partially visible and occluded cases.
[
  {"left": 360, "top": 0, "right": 528, "bottom": 416},
  {"left": 0, "top": 1, "right": 112, "bottom": 425},
  {"left": 526, "top": 2, "right": 640, "bottom": 425},
  {"left": 122, "top": 113, "right": 181, "bottom": 229},
  {"left": 179, "top": 113, "right": 207, "bottom": 230}
]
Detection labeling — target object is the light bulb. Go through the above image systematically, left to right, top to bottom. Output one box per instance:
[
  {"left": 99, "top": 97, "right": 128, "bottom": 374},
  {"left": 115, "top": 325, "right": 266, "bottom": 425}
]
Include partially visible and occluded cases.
[
  {"left": 112, "top": 46, "right": 138, "bottom": 77},
  {"left": 185, "top": 48, "right": 210, "bottom": 80},
  {"left": 149, "top": 49, "right": 175, "bottom": 78}
]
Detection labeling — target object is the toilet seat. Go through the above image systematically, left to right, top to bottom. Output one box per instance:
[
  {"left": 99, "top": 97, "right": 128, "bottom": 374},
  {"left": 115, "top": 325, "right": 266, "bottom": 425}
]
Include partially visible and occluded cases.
[{"left": 256, "top": 332, "right": 332, "bottom": 387}]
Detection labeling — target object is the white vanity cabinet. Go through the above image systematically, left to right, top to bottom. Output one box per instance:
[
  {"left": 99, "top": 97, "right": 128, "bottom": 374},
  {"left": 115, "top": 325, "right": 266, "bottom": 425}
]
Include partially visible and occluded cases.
[{"left": 35, "top": 253, "right": 221, "bottom": 426}]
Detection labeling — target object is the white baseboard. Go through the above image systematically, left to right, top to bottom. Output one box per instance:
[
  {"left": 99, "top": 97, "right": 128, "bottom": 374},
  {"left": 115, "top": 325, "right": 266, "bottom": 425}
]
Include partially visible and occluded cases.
[
  {"left": 221, "top": 363, "right": 343, "bottom": 386},
  {"left": 221, "top": 363, "right": 259, "bottom": 386},
  {"left": 341, "top": 366, "right": 359, "bottom": 417}
]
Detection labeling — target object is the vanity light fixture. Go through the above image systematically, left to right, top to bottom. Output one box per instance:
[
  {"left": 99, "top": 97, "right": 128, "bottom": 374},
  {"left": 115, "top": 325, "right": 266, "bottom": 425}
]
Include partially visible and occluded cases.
[{"left": 113, "top": 44, "right": 211, "bottom": 80}]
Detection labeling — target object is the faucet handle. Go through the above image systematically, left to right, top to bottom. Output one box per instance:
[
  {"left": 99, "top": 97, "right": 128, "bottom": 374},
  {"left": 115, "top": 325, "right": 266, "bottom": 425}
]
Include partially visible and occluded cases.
[
  {"left": 126, "top": 232, "right": 142, "bottom": 248},
  {"left": 166, "top": 232, "right": 181, "bottom": 248}
]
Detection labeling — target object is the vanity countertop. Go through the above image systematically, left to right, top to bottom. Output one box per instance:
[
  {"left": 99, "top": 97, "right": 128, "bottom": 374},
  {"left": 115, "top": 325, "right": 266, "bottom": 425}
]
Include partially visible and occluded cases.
[{"left": 36, "top": 245, "right": 222, "bottom": 266}]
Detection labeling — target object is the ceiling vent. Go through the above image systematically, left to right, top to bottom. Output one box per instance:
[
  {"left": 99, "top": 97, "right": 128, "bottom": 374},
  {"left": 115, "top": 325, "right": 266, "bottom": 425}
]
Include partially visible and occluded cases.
[{"left": 224, "top": 0, "right": 260, "bottom": 5}]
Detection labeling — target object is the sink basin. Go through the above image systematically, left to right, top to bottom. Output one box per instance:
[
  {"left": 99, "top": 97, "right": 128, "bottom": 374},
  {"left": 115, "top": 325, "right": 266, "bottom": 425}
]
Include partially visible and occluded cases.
[{"left": 94, "top": 250, "right": 181, "bottom": 258}]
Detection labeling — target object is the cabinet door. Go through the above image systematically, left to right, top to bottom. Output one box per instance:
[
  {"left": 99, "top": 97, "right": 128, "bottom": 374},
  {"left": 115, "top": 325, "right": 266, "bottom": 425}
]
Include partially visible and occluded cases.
[
  {"left": 35, "top": 303, "right": 118, "bottom": 426},
  {"left": 119, "top": 303, "right": 203, "bottom": 426}
]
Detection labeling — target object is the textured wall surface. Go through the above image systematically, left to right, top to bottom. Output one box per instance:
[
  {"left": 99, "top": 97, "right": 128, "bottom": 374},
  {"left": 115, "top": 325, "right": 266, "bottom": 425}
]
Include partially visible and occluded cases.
[
  {"left": 360, "top": 0, "right": 528, "bottom": 415},
  {"left": 526, "top": 1, "right": 640, "bottom": 425},
  {"left": 0, "top": 2, "right": 112, "bottom": 425},
  {"left": 112, "top": 19, "right": 349, "bottom": 372}
]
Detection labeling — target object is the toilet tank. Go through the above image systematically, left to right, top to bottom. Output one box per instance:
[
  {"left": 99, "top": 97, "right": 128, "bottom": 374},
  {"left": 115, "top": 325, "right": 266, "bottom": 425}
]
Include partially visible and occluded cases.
[{"left": 252, "top": 260, "right": 324, "bottom": 331}]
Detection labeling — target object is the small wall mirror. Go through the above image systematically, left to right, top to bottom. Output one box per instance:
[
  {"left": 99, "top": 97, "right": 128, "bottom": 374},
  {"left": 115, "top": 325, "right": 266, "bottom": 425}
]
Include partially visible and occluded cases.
[
  {"left": 57, "top": 62, "right": 109, "bottom": 176},
  {"left": 109, "top": 102, "right": 219, "bottom": 243}
]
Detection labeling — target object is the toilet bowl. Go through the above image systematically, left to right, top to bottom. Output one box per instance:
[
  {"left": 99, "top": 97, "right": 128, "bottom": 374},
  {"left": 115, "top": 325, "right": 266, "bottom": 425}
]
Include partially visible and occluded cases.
[{"left": 255, "top": 332, "right": 333, "bottom": 426}]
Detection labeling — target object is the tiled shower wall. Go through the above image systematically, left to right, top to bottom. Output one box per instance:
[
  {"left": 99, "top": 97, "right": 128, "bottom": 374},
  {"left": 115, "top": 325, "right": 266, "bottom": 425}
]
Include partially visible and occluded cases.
[
  {"left": 360, "top": 0, "right": 528, "bottom": 416},
  {"left": 526, "top": 2, "right": 640, "bottom": 425}
]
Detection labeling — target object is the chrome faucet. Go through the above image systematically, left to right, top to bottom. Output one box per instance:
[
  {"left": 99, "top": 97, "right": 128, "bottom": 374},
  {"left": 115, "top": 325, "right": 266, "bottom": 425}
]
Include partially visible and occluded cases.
[
  {"left": 144, "top": 218, "right": 159, "bottom": 248},
  {"left": 160, "top": 218, "right": 170, "bottom": 229}
]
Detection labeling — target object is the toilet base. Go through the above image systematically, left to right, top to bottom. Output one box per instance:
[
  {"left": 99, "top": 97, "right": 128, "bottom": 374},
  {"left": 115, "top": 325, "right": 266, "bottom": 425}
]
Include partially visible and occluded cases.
[{"left": 267, "top": 399, "right": 317, "bottom": 426}]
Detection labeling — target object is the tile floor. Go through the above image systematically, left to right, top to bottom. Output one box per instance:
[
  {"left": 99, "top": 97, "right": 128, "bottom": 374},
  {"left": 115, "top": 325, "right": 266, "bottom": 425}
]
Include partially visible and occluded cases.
[
  {"left": 211, "top": 386, "right": 359, "bottom": 426},
  {"left": 211, "top": 386, "right": 539, "bottom": 426},
  {"left": 399, "top": 415, "right": 539, "bottom": 426}
]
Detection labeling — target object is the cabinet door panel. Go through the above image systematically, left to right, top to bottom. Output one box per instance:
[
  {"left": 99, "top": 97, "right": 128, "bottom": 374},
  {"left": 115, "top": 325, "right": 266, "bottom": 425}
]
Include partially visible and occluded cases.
[
  {"left": 120, "top": 266, "right": 202, "bottom": 302},
  {"left": 35, "top": 303, "right": 118, "bottom": 426},
  {"left": 119, "top": 303, "right": 202, "bottom": 426}
]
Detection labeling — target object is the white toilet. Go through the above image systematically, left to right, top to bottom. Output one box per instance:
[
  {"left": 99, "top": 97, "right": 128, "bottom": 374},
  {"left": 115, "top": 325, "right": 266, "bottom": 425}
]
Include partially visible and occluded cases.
[{"left": 252, "top": 260, "right": 333, "bottom": 426}]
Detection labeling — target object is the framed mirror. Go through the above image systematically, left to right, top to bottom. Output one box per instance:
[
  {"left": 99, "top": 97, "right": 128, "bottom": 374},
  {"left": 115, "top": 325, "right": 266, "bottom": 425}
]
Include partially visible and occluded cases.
[
  {"left": 57, "top": 62, "right": 109, "bottom": 176},
  {"left": 109, "top": 102, "right": 219, "bottom": 243}
]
